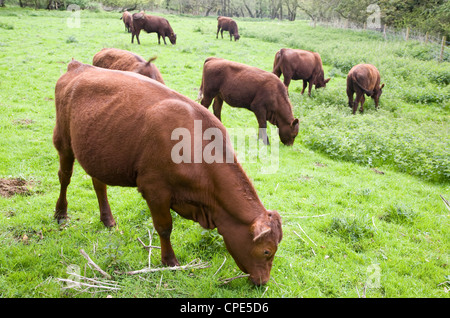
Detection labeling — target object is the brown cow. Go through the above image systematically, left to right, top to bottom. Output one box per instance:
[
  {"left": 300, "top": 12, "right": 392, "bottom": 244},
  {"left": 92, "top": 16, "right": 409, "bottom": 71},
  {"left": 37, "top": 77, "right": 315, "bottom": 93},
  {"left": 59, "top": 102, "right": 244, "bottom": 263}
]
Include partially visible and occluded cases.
[
  {"left": 120, "top": 10, "right": 132, "bottom": 33},
  {"left": 131, "top": 11, "right": 176, "bottom": 45},
  {"left": 217, "top": 16, "right": 240, "bottom": 41},
  {"left": 92, "top": 48, "right": 165, "bottom": 85},
  {"left": 273, "top": 48, "right": 330, "bottom": 96},
  {"left": 198, "top": 57, "right": 299, "bottom": 146},
  {"left": 53, "top": 60, "right": 282, "bottom": 286},
  {"left": 347, "top": 64, "right": 384, "bottom": 114}
]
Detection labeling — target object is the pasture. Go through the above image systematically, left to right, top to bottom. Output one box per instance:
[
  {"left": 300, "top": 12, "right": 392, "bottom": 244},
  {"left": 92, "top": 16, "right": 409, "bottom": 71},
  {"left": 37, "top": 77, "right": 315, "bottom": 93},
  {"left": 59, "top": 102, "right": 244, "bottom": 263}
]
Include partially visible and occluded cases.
[{"left": 0, "top": 7, "right": 449, "bottom": 298}]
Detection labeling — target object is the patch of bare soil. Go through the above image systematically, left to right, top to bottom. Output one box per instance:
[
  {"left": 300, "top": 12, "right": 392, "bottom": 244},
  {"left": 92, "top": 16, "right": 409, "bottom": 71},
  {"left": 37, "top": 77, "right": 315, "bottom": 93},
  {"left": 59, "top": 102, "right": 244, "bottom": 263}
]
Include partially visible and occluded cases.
[{"left": 0, "top": 178, "right": 32, "bottom": 198}]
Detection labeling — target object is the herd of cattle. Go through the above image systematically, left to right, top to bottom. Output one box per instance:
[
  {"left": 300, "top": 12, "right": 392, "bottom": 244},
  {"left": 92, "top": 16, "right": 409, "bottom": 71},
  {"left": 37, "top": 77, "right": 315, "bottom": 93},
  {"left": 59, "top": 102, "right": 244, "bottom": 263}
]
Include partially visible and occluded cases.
[{"left": 51, "top": 12, "right": 385, "bottom": 286}]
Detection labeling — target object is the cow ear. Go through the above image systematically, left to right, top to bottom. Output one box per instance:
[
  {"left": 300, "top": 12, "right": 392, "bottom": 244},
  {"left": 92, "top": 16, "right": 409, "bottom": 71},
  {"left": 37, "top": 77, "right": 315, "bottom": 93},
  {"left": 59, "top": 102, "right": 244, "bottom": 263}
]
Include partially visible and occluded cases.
[
  {"left": 147, "top": 56, "right": 157, "bottom": 65},
  {"left": 325, "top": 78, "right": 331, "bottom": 84},
  {"left": 380, "top": 83, "right": 385, "bottom": 89},
  {"left": 291, "top": 118, "right": 299, "bottom": 128},
  {"left": 251, "top": 220, "right": 271, "bottom": 242}
]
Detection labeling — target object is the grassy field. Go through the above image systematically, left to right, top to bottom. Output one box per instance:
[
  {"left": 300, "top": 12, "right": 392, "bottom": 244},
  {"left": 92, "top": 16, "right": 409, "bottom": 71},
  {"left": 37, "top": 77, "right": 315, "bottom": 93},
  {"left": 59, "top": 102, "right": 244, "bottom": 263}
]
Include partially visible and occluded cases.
[{"left": 0, "top": 7, "right": 449, "bottom": 299}]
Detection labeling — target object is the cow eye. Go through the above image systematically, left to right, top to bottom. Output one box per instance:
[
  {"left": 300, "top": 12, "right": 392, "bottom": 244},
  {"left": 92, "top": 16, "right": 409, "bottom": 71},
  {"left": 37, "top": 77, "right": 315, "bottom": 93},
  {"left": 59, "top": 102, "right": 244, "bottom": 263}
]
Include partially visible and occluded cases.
[{"left": 264, "top": 250, "right": 270, "bottom": 256}]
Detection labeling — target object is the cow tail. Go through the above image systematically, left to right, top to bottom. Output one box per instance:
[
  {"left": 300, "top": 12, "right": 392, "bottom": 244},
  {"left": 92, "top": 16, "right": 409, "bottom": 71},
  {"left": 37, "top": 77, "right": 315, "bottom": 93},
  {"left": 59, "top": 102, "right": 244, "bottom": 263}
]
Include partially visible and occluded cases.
[
  {"left": 272, "top": 49, "right": 283, "bottom": 75},
  {"left": 356, "top": 79, "right": 373, "bottom": 96}
]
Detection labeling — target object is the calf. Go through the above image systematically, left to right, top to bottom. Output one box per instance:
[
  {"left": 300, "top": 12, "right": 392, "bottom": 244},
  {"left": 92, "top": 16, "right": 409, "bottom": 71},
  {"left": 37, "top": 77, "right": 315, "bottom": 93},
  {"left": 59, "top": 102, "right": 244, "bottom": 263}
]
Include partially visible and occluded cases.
[
  {"left": 120, "top": 10, "right": 132, "bottom": 33},
  {"left": 131, "top": 11, "right": 176, "bottom": 45},
  {"left": 217, "top": 16, "right": 240, "bottom": 41},
  {"left": 93, "top": 48, "right": 165, "bottom": 85},
  {"left": 273, "top": 48, "right": 330, "bottom": 96},
  {"left": 198, "top": 57, "right": 299, "bottom": 146},
  {"left": 53, "top": 60, "right": 282, "bottom": 286},
  {"left": 347, "top": 64, "right": 384, "bottom": 114}
]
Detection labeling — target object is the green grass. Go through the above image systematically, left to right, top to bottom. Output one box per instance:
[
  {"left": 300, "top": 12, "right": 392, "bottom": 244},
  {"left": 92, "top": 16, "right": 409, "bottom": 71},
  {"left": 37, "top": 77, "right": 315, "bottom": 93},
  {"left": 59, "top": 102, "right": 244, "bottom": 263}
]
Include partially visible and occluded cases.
[{"left": 0, "top": 7, "right": 449, "bottom": 298}]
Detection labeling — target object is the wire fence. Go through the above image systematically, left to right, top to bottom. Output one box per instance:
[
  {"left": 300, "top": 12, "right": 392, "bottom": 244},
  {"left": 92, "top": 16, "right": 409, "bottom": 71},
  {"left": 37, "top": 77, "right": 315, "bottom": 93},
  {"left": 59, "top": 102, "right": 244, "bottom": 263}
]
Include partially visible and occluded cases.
[{"left": 314, "top": 19, "right": 449, "bottom": 63}]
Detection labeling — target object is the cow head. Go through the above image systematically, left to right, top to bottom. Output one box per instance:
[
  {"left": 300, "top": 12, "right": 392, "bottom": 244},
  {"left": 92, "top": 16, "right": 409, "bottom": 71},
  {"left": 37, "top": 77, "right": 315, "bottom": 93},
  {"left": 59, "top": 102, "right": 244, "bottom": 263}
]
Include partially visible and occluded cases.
[
  {"left": 169, "top": 33, "right": 177, "bottom": 45},
  {"left": 234, "top": 33, "right": 240, "bottom": 41},
  {"left": 315, "top": 77, "right": 331, "bottom": 89},
  {"left": 373, "top": 83, "right": 384, "bottom": 107},
  {"left": 279, "top": 118, "right": 299, "bottom": 146},
  {"left": 221, "top": 210, "right": 282, "bottom": 285}
]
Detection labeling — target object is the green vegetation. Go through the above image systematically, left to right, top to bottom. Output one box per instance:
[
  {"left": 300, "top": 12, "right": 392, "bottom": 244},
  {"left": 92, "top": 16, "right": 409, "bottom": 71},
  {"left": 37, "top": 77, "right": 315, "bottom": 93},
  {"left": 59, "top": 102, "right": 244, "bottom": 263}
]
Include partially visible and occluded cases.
[{"left": 0, "top": 7, "right": 449, "bottom": 298}]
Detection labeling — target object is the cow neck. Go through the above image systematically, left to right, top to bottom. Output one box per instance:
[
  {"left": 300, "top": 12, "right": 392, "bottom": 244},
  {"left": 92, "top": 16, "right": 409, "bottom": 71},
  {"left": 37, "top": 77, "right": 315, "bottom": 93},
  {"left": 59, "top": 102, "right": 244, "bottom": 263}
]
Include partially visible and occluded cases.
[
  {"left": 276, "top": 96, "right": 295, "bottom": 127},
  {"left": 209, "top": 162, "right": 264, "bottom": 227}
]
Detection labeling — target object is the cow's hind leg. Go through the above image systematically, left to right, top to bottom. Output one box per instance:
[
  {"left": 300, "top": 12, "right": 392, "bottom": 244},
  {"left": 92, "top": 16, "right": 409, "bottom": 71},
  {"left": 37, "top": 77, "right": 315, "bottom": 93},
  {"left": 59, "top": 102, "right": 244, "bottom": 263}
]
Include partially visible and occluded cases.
[
  {"left": 353, "top": 91, "right": 363, "bottom": 114},
  {"left": 359, "top": 95, "right": 365, "bottom": 113},
  {"left": 212, "top": 96, "right": 223, "bottom": 121},
  {"left": 54, "top": 150, "right": 75, "bottom": 223},
  {"left": 92, "top": 177, "right": 116, "bottom": 227}
]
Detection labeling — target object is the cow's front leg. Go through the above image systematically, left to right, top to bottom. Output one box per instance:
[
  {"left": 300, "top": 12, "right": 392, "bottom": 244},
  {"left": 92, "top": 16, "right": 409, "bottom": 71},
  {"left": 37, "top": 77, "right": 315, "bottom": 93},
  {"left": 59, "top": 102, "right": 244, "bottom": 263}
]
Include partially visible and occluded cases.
[
  {"left": 301, "top": 80, "right": 307, "bottom": 95},
  {"left": 254, "top": 110, "right": 269, "bottom": 145},
  {"left": 92, "top": 177, "right": 115, "bottom": 227},
  {"left": 140, "top": 185, "right": 178, "bottom": 267}
]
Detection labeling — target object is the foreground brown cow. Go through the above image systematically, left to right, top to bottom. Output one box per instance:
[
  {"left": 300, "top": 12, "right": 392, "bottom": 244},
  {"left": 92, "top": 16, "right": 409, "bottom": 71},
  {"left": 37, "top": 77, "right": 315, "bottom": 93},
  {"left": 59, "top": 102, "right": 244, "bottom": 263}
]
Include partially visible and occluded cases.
[
  {"left": 120, "top": 10, "right": 132, "bottom": 33},
  {"left": 131, "top": 11, "right": 176, "bottom": 45},
  {"left": 217, "top": 16, "right": 240, "bottom": 41},
  {"left": 92, "top": 48, "right": 165, "bottom": 85},
  {"left": 273, "top": 48, "right": 330, "bottom": 96},
  {"left": 198, "top": 57, "right": 299, "bottom": 146},
  {"left": 53, "top": 60, "right": 282, "bottom": 286},
  {"left": 347, "top": 64, "right": 384, "bottom": 114}
]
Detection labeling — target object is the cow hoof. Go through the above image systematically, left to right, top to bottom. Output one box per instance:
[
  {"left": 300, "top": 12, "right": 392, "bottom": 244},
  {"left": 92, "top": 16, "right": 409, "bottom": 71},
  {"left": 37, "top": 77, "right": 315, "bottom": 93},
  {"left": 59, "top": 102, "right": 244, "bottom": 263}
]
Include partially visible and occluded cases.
[
  {"left": 102, "top": 219, "right": 116, "bottom": 228},
  {"left": 162, "top": 258, "right": 180, "bottom": 267}
]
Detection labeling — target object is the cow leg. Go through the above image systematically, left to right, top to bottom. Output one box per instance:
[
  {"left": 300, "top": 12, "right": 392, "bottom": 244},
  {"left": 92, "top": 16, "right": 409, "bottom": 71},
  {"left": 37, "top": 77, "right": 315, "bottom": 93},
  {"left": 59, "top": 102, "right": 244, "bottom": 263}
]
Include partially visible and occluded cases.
[
  {"left": 216, "top": 27, "right": 220, "bottom": 39},
  {"left": 134, "top": 29, "right": 141, "bottom": 45},
  {"left": 221, "top": 29, "right": 224, "bottom": 39},
  {"left": 229, "top": 32, "right": 232, "bottom": 41},
  {"left": 283, "top": 76, "right": 292, "bottom": 93},
  {"left": 301, "top": 80, "right": 307, "bottom": 95},
  {"left": 307, "top": 80, "right": 313, "bottom": 96},
  {"left": 347, "top": 87, "right": 354, "bottom": 109},
  {"left": 352, "top": 92, "right": 362, "bottom": 114},
  {"left": 359, "top": 95, "right": 365, "bottom": 113},
  {"left": 212, "top": 96, "right": 223, "bottom": 121},
  {"left": 254, "top": 110, "right": 269, "bottom": 145},
  {"left": 54, "top": 150, "right": 75, "bottom": 223},
  {"left": 92, "top": 177, "right": 115, "bottom": 227},
  {"left": 140, "top": 187, "right": 179, "bottom": 267}
]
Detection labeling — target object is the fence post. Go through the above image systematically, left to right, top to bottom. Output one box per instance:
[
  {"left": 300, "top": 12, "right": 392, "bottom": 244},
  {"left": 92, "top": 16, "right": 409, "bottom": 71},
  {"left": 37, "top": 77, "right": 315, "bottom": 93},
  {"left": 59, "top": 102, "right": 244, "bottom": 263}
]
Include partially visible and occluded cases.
[
  {"left": 383, "top": 24, "right": 386, "bottom": 40},
  {"left": 405, "top": 27, "right": 409, "bottom": 41},
  {"left": 425, "top": 32, "right": 429, "bottom": 44},
  {"left": 439, "top": 36, "right": 446, "bottom": 63}
]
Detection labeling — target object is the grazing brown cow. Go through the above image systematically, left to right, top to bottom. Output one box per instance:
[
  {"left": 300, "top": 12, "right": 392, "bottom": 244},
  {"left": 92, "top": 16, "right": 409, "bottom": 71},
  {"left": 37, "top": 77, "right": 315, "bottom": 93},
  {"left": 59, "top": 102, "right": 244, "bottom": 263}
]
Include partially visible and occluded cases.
[
  {"left": 120, "top": 10, "right": 133, "bottom": 33},
  {"left": 131, "top": 11, "right": 176, "bottom": 45},
  {"left": 217, "top": 16, "right": 240, "bottom": 41},
  {"left": 92, "top": 48, "right": 165, "bottom": 85},
  {"left": 273, "top": 48, "right": 330, "bottom": 96},
  {"left": 198, "top": 57, "right": 299, "bottom": 146},
  {"left": 53, "top": 60, "right": 282, "bottom": 286},
  {"left": 346, "top": 64, "right": 384, "bottom": 114}
]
